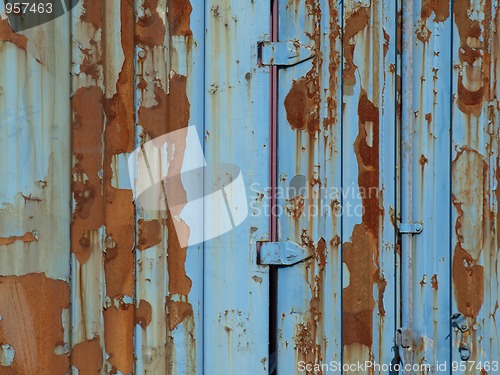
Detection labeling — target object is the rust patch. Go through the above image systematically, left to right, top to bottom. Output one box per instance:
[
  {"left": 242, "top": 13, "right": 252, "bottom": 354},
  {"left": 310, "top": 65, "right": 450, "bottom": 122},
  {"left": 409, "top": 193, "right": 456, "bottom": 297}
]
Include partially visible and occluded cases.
[
  {"left": 81, "top": 0, "right": 102, "bottom": 29},
  {"left": 137, "top": 0, "right": 167, "bottom": 47},
  {"left": 167, "top": 0, "right": 193, "bottom": 37},
  {"left": 325, "top": 0, "right": 341, "bottom": 128},
  {"left": 416, "top": 0, "right": 450, "bottom": 43},
  {"left": 454, "top": 0, "right": 483, "bottom": 65},
  {"left": 343, "top": 8, "right": 370, "bottom": 86},
  {"left": 0, "top": 17, "right": 27, "bottom": 50},
  {"left": 383, "top": 30, "right": 390, "bottom": 58},
  {"left": 138, "top": 75, "right": 191, "bottom": 139},
  {"left": 284, "top": 77, "right": 320, "bottom": 133},
  {"left": 71, "top": 86, "right": 105, "bottom": 264},
  {"left": 343, "top": 90, "right": 382, "bottom": 348},
  {"left": 452, "top": 148, "right": 487, "bottom": 319},
  {"left": 420, "top": 154, "right": 429, "bottom": 168},
  {"left": 286, "top": 195, "right": 305, "bottom": 219},
  {"left": 137, "top": 219, "right": 161, "bottom": 250},
  {"left": 0, "top": 232, "right": 37, "bottom": 246},
  {"left": 0, "top": 274, "right": 70, "bottom": 374},
  {"left": 431, "top": 274, "right": 439, "bottom": 290},
  {"left": 166, "top": 299, "right": 193, "bottom": 331},
  {"left": 135, "top": 300, "right": 153, "bottom": 329},
  {"left": 103, "top": 306, "right": 134, "bottom": 374},
  {"left": 71, "top": 337, "right": 103, "bottom": 375}
]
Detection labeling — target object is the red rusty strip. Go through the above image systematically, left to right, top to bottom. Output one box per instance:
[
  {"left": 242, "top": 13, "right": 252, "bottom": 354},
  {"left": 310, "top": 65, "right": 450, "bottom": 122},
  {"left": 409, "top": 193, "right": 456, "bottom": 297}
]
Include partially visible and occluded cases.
[
  {"left": 80, "top": 0, "right": 102, "bottom": 29},
  {"left": 136, "top": 0, "right": 193, "bottom": 332},
  {"left": 167, "top": 0, "right": 193, "bottom": 37},
  {"left": 324, "top": 0, "right": 341, "bottom": 128},
  {"left": 416, "top": 0, "right": 450, "bottom": 43},
  {"left": 343, "top": 8, "right": 369, "bottom": 87},
  {"left": 0, "top": 17, "right": 27, "bottom": 50},
  {"left": 71, "top": 86, "right": 105, "bottom": 265},
  {"left": 343, "top": 90, "right": 383, "bottom": 348},
  {"left": 452, "top": 148, "right": 487, "bottom": 319},
  {"left": 137, "top": 219, "right": 162, "bottom": 250},
  {"left": 0, "top": 232, "right": 37, "bottom": 246},
  {"left": 0, "top": 273, "right": 70, "bottom": 374},
  {"left": 166, "top": 298, "right": 194, "bottom": 331},
  {"left": 103, "top": 306, "right": 134, "bottom": 374},
  {"left": 71, "top": 337, "right": 103, "bottom": 375}
]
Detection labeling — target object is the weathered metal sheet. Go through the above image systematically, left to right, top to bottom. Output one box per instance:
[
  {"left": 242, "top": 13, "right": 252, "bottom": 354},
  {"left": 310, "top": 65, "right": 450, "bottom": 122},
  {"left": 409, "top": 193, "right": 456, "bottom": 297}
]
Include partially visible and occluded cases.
[
  {"left": 1, "top": 0, "right": 499, "bottom": 374},
  {"left": 203, "top": 0, "right": 271, "bottom": 374},
  {"left": 411, "top": 0, "right": 453, "bottom": 369},
  {"left": 0, "top": 4, "right": 72, "bottom": 374}
]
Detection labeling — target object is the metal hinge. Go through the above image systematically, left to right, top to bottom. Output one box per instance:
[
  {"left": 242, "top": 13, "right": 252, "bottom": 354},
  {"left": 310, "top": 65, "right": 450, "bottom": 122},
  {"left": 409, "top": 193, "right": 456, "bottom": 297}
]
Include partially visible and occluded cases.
[
  {"left": 259, "top": 41, "right": 315, "bottom": 67},
  {"left": 398, "top": 222, "right": 423, "bottom": 235},
  {"left": 259, "top": 241, "right": 311, "bottom": 266}
]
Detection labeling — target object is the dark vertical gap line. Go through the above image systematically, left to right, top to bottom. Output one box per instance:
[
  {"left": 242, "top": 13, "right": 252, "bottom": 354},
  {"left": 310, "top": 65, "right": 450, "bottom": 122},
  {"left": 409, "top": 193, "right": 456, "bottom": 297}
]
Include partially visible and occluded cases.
[
  {"left": 202, "top": 0, "right": 207, "bottom": 373},
  {"left": 340, "top": 0, "right": 344, "bottom": 368},
  {"left": 394, "top": 0, "right": 400, "bottom": 364},
  {"left": 449, "top": 0, "right": 454, "bottom": 369},
  {"left": 269, "top": 1, "right": 278, "bottom": 373}
]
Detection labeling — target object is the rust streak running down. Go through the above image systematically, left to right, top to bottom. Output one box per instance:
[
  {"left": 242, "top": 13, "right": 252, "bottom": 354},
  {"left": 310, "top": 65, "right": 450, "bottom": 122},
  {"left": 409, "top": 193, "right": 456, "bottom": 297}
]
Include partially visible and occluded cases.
[{"left": 343, "top": 90, "right": 382, "bottom": 349}]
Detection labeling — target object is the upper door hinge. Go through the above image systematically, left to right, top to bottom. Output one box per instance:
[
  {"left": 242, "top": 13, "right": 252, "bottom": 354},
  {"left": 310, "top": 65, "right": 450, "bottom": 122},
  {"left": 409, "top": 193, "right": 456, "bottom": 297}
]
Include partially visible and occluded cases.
[
  {"left": 259, "top": 41, "right": 315, "bottom": 67},
  {"left": 259, "top": 241, "right": 311, "bottom": 266}
]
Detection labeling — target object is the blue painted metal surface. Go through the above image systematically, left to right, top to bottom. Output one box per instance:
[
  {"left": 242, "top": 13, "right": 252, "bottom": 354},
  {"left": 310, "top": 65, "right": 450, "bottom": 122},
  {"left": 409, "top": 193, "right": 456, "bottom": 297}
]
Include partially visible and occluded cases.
[{"left": 0, "top": 0, "right": 499, "bottom": 374}]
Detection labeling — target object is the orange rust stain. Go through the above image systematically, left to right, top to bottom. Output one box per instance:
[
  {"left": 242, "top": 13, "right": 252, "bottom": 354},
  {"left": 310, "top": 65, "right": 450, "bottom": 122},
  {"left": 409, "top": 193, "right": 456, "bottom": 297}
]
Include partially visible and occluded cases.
[
  {"left": 81, "top": 0, "right": 102, "bottom": 29},
  {"left": 137, "top": 0, "right": 167, "bottom": 47},
  {"left": 167, "top": 0, "right": 193, "bottom": 37},
  {"left": 325, "top": 0, "right": 341, "bottom": 128},
  {"left": 416, "top": 0, "right": 450, "bottom": 43},
  {"left": 453, "top": 0, "right": 491, "bottom": 114},
  {"left": 100, "top": 3, "right": 136, "bottom": 372},
  {"left": 343, "top": 8, "right": 370, "bottom": 86},
  {"left": 0, "top": 17, "right": 27, "bottom": 50},
  {"left": 383, "top": 30, "right": 390, "bottom": 58},
  {"left": 138, "top": 74, "right": 191, "bottom": 139},
  {"left": 284, "top": 77, "right": 320, "bottom": 133},
  {"left": 71, "top": 86, "right": 105, "bottom": 264},
  {"left": 343, "top": 90, "right": 382, "bottom": 348},
  {"left": 452, "top": 148, "right": 487, "bottom": 319},
  {"left": 420, "top": 154, "right": 429, "bottom": 168},
  {"left": 104, "top": 189, "right": 135, "bottom": 298},
  {"left": 286, "top": 195, "right": 305, "bottom": 219},
  {"left": 137, "top": 219, "right": 162, "bottom": 250},
  {"left": 0, "top": 232, "right": 36, "bottom": 246},
  {"left": 0, "top": 274, "right": 70, "bottom": 374},
  {"left": 431, "top": 274, "right": 439, "bottom": 290},
  {"left": 166, "top": 299, "right": 193, "bottom": 331},
  {"left": 135, "top": 300, "right": 153, "bottom": 329},
  {"left": 103, "top": 306, "right": 134, "bottom": 374},
  {"left": 71, "top": 337, "right": 103, "bottom": 375}
]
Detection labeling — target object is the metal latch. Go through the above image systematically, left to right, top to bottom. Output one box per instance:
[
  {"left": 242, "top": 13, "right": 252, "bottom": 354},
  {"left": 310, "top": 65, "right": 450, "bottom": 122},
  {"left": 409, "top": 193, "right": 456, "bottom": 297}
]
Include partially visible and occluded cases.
[
  {"left": 259, "top": 41, "right": 315, "bottom": 67},
  {"left": 398, "top": 223, "right": 423, "bottom": 235},
  {"left": 259, "top": 241, "right": 311, "bottom": 266},
  {"left": 451, "top": 313, "right": 469, "bottom": 333},
  {"left": 451, "top": 313, "right": 471, "bottom": 361},
  {"left": 396, "top": 328, "right": 413, "bottom": 349}
]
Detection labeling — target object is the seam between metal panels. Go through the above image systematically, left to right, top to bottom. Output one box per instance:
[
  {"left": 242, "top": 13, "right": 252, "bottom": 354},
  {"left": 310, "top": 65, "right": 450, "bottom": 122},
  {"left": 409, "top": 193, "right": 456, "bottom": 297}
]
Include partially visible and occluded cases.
[
  {"left": 202, "top": 0, "right": 207, "bottom": 373},
  {"left": 340, "top": 0, "right": 344, "bottom": 368},
  {"left": 394, "top": 0, "right": 399, "bottom": 357},
  {"left": 448, "top": 0, "right": 454, "bottom": 366}
]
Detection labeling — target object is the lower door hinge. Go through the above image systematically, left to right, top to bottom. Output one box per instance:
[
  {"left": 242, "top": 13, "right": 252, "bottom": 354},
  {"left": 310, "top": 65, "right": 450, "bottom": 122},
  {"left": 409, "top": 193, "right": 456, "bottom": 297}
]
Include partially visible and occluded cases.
[
  {"left": 258, "top": 41, "right": 315, "bottom": 67},
  {"left": 398, "top": 222, "right": 423, "bottom": 235}
]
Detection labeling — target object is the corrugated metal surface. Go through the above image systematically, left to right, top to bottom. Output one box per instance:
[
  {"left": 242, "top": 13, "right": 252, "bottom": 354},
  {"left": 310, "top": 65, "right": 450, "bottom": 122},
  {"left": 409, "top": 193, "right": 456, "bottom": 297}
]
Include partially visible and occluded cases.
[{"left": 0, "top": 0, "right": 499, "bottom": 374}]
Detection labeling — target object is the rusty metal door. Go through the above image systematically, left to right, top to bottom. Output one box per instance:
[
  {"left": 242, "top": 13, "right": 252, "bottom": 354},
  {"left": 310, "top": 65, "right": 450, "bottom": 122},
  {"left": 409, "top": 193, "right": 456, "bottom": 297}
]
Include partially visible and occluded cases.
[{"left": 272, "top": 0, "right": 398, "bottom": 373}]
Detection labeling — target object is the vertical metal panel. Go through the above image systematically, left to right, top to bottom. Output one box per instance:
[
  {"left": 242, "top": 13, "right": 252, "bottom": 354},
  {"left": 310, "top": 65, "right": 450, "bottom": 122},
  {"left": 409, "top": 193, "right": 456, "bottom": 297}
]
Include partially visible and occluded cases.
[
  {"left": 203, "top": 0, "right": 271, "bottom": 374},
  {"left": 275, "top": 0, "right": 344, "bottom": 373},
  {"left": 276, "top": 0, "right": 398, "bottom": 373},
  {"left": 341, "top": 0, "right": 398, "bottom": 371},
  {"left": 411, "top": 0, "right": 453, "bottom": 368},
  {"left": 451, "top": 0, "right": 500, "bottom": 371},
  {"left": 0, "top": 3, "right": 72, "bottom": 374}
]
